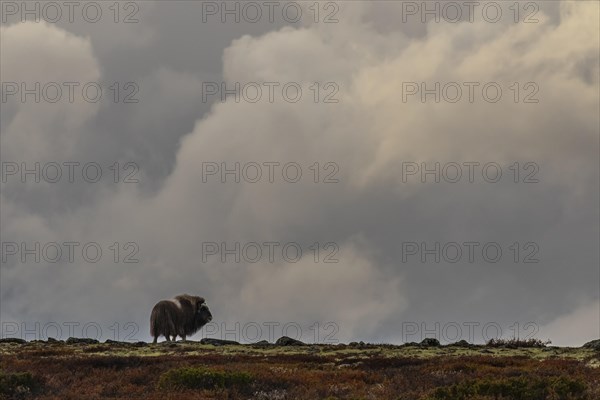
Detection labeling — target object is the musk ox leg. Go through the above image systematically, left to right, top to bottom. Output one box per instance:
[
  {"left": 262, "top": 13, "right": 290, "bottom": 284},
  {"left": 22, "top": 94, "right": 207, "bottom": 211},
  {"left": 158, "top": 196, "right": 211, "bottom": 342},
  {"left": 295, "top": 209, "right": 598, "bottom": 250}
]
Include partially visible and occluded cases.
[
  {"left": 181, "top": 335, "right": 186, "bottom": 341},
  {"left": 153, "top": 336, "right": 158, "bottom": 344}
]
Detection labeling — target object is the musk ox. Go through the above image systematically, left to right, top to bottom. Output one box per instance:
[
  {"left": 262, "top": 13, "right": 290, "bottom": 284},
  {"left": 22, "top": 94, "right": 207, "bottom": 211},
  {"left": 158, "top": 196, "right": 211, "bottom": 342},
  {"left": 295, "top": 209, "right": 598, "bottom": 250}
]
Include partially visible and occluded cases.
[{"left": 150, "top": 294, "right": 212, "bottom": 343}]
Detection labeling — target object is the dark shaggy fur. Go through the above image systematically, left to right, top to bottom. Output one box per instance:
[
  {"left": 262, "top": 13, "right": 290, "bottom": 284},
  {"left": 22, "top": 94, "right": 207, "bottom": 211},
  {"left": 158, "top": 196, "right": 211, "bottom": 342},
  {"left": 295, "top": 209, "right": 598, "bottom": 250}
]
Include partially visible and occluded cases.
[{"left": 150, "top": 294, "right": 212, "bottom": 343}]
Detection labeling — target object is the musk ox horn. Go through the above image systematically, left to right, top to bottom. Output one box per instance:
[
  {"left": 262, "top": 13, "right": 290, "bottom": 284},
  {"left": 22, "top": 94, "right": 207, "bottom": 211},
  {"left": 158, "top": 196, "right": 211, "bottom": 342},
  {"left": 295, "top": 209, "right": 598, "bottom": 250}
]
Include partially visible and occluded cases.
[{"left": 150, "top": 294, "right": 212, "bottom": 343}]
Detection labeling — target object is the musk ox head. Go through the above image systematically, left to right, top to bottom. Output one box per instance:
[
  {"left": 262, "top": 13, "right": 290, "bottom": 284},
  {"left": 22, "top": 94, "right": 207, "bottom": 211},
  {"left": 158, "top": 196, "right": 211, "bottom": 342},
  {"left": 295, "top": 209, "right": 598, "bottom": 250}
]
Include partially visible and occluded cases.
[
  {"left": 150, "top": 294, "right": 212, "bottom": 343},
  {"left": 196, "top": 302, "right": 213, "bottom": 326}
]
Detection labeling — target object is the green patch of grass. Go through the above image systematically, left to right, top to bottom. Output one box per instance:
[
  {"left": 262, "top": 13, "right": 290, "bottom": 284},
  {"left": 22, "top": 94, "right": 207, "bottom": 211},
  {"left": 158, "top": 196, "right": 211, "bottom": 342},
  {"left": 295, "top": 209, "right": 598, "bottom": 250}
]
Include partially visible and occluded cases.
[
  {"left": 157, "top": 366, "right": 253, "bottom": 391},
  {"left": 0, "top": 370, "right": 41, "bottom": 399},
  {"left": 428, "top": 376, "right": 588, "bottom": 400}
]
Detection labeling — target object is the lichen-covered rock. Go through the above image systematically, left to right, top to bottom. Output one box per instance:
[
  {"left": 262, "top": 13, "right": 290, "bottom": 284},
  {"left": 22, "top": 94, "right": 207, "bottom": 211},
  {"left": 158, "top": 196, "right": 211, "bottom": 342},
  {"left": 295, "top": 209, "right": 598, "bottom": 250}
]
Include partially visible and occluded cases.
[
  {"left": 275, "top": 336, "right": 305, "bottom": 346},
  {"left": 66, "top": 337, "right": 99, "bottom": 345},
  {"left": 0, "top": 338, "right": 26, "bottom": 344},
  {"left": 200, "top": 338, "right": 240, "bottom": 346},
  {"left": 420, "top": 338, "right": 440, "bottom": 347},
  {"left": 104, "top": 339, "right": 127, "bottom": 345},
  {"left": 583, "top": 339, "right": 600, "bottom": 350},
  {"left": 252, "top": 340, "right": 271, "bottom": 346},
  {"left": 449, "top": 340, "right": 471, "bottom": 347}
]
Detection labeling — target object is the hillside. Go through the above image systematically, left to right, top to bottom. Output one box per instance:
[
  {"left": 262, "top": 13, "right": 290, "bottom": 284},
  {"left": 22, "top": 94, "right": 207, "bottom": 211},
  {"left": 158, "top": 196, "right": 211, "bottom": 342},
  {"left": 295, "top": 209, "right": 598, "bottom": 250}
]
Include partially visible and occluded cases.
[{"left": 1, "top": 338, "right": 599, "bottom": 399}]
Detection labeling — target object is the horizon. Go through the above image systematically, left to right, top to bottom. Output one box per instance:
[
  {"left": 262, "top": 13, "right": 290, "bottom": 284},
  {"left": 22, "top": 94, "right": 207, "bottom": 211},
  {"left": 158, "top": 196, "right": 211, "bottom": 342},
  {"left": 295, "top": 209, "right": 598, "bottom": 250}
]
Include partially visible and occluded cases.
[{"left": 1, "top": 0, "right": 599, "bottom": 349}]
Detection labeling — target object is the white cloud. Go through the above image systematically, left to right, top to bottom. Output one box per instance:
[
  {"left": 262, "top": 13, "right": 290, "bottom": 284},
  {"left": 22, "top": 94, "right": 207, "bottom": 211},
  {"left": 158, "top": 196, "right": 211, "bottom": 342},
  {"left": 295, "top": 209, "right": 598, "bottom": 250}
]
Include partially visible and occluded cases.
[
  {"left": 1, "top": 2, "right": 598, "bottom": 345},
  {"left": 1, "top": 21, "right": 100, "bottom": 162},
  {"left": 540, "top": 300, "right": 599, "bottom": 347}
]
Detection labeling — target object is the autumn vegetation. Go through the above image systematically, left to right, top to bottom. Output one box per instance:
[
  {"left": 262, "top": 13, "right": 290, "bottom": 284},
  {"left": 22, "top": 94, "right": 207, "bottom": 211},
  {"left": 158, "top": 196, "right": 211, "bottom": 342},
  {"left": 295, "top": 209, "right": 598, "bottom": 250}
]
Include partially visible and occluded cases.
[{"left": 1, "top": 338, "right": 599, "bottom": 399}]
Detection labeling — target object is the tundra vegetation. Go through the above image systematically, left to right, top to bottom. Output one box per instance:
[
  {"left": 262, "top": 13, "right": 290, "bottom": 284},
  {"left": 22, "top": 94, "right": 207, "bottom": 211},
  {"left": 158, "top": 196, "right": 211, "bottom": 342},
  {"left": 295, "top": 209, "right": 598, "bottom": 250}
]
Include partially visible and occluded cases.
[{"left": 0, "top": 338, "right": 598, "bottom": 399}]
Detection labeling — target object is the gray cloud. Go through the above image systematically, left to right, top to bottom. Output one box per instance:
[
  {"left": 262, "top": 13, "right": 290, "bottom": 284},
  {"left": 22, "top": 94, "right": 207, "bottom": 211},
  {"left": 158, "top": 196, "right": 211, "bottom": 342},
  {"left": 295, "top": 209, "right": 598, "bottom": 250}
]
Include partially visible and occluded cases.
[{"left": 1, "top": 1, "right": 598, "bottom": 345}]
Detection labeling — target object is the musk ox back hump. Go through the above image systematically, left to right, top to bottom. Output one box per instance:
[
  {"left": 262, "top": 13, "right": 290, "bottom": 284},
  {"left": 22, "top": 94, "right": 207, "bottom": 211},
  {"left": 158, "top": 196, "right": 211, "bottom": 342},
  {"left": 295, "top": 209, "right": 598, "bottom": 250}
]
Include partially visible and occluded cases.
[{"left": 174, "top": 295, "right": 207, "bottom": 335}]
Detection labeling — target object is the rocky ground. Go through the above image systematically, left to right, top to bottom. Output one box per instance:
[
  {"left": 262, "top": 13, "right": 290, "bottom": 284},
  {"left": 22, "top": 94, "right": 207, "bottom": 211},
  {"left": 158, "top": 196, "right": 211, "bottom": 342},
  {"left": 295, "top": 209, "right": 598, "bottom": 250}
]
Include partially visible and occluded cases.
[{"left": 1, "top": 337, "right": 599, "bottom": 399}]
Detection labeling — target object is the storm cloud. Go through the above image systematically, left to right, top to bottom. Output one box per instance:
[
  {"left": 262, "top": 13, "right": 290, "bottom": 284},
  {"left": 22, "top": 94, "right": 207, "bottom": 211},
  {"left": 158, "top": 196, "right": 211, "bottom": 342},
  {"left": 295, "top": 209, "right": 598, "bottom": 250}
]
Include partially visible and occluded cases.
[{"left": 1, "top": 1, "right": 598, "bottom": 345}]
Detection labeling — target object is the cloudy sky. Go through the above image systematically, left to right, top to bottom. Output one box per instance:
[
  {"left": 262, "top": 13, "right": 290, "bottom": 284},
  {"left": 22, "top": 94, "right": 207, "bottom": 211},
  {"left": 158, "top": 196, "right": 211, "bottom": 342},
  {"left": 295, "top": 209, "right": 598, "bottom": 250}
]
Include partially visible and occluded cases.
[{"left": 1, "top": 1, "right": 598, "bottom": 346}]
